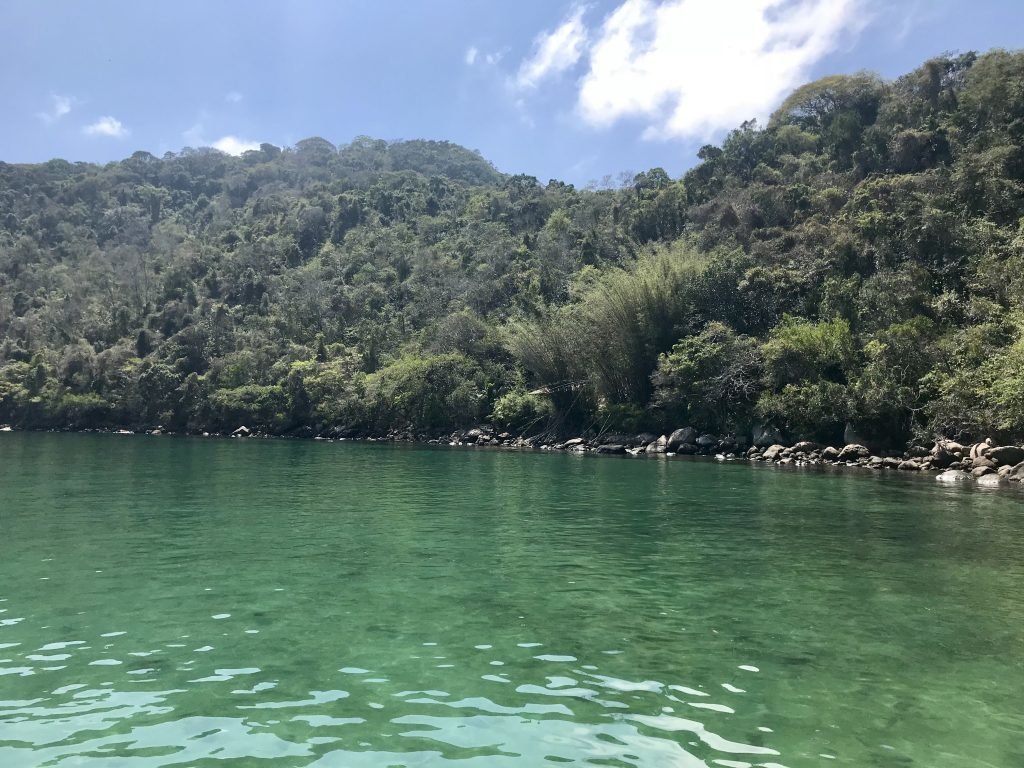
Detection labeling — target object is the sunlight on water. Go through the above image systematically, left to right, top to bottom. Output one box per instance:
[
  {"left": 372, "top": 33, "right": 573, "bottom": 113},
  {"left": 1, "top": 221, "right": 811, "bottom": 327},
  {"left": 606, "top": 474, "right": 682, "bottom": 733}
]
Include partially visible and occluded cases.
[{"left": 1, "top": 433, "right": 1024, "bottom": 767}]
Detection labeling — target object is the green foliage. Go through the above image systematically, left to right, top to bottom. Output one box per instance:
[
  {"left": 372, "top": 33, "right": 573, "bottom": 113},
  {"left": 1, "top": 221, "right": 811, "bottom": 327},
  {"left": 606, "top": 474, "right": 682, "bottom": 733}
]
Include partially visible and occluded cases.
[
  {"left": 3, "top": 49, "right": 1024, "bottom": 446},
  {"left": 652, "top": 322, "right": 763, "bottom": 433},
  {"left": 363, "top": 353, "right": 486, "bottom": 434},
  {"left": 491, "top": 389, "right": 553, "bottom": 433}
]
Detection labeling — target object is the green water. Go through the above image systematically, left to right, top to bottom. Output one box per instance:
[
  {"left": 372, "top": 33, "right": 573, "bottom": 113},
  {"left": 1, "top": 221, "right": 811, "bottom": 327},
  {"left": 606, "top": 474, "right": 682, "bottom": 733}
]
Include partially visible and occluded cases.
[{"left": 1, "top": 434, "right": 1023, "bottom": 768}]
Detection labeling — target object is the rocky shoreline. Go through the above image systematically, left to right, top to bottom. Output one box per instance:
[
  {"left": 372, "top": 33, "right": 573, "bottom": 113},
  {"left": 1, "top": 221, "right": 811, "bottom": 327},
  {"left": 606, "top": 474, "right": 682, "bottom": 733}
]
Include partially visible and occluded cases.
[{"left": 5, "top": 423, "right": 1024, "bottom": 488}]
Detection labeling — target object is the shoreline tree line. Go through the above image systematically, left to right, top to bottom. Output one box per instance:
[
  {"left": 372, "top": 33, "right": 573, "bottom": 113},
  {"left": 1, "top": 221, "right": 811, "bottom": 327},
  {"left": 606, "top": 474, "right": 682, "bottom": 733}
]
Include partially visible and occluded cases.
[{"left": 2, "top": 50, "right": 1023, "bottom": 448}]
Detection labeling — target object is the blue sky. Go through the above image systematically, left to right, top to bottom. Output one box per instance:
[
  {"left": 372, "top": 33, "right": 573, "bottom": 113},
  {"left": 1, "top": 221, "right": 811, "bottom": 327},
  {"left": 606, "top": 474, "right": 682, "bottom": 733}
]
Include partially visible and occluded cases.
[{"left": 2, "top": 0, "right": 1022, "bottom": 185}]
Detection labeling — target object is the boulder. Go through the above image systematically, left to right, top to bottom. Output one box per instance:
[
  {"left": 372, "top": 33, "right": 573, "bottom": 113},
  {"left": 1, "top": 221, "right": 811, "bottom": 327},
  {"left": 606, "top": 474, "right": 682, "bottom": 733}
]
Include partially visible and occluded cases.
[
  {"left": 752, "top": 424, "right": 784, "bottom": 447},
  {"left": 231, "top": 425, "right": 251, "bottom": 437},
  {"left": 667, "top": 427, "right": 699, "bottom": 450},
  {"left": 635, "top": 432, "right": 658, "bottom": 447},
  {"left": 696, "top": 433, "right": 718, "bottom": 448},
  {"left": 563, "top": 437, "right": 584, "bottom": 447},
  {"left": 645, "top": 438, "right": 667, "bottom": 455},
  {"left": 675, "top": 443, "right": 699, "bottom": 455},
  {"left": 596, "top": 444, "right": 626, "bottom": 455},
  {"left": 762, "top": 444, "right": 787, "bottom": 461},
  {"left": 837, "top": 444, "right": 870, "bottom": 461},
  {"left": 821, "top": 446, "right": 840, "bottom": 461},
  {"left": 930, "top": 446, "right": 958, "bottom": 469},
  {"left": 985, "top": 446, "right": 1024, "bottom": 467},
  {"left": 972, "top": 455, "right": 997, "bottom": 470},
  {"left": 883, "top": 457, "right": 902, "bottom": 469},
  {"left": 898, "top": 459, "right": 922, "bottom": 471},
  {"left": 1005, "top": 462, "right": 1024, "bottom": 482},
  {"left": 972, "top": 466, "right": 994, "bottom": 478},
  {"left": 936, "top": 469, "right": 972, "bottom": 483}
]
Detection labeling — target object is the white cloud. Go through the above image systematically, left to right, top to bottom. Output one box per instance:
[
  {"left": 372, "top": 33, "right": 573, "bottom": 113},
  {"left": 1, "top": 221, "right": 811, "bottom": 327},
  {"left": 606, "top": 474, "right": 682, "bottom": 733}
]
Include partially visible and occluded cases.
[
  {"left": 577, "top": 0, "right": 865, "bottom": 140},
  {"left": 515, "top": 4, "right": 589, "bottom": 89},
  {"left": 465, "top": 46, "right": 479, "bottom": 65},
  {"left": 225, "top": 91, "right": 244, "bottom": 103},
  {"left": 36, "top": 94, "right": 73, "bottom": 124},
  {"left": 83, "top": 116, "right": 129, "bottom": 138},
  {"left": 212, "top": 135, "right": 260, "bottom": 155}
]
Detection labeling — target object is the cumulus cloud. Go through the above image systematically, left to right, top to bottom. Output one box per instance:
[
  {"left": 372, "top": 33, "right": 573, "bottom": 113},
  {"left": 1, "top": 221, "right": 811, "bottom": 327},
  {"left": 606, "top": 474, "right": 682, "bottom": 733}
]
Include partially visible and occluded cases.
[
  {"left": 577, "top": 0, "right": 865, "bottom": 139},
  {"left": 515, "top": 4, "right": 589, "bottom": 89},
  {"left": 465, "top": 47, "right": 479, "bottom": 65},
  {"left": 225, "top": 91, "right": 244, "bottom": 103},
  {"left": 36, "top": 94, "right": 73, "bottom": 124},
  {"left": 83, "top": 116, "right": 129, "bottom": 138},
  {"left": 212, "top": 136, "right": 260, "bottom": 155}
]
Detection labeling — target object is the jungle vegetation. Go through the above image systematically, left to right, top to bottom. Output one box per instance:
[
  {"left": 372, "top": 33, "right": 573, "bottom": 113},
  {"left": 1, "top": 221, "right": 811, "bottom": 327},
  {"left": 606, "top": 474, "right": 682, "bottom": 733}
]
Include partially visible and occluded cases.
[{"left": 2, "top": 50, "right": 1024, "bottom": 447}]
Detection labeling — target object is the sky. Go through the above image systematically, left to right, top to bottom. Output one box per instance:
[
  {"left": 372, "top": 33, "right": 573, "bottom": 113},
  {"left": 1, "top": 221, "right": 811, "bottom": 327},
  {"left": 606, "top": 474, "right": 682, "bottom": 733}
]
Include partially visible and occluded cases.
[{"left": 2, "top": 0, "right": 1022, "bottom": 185}]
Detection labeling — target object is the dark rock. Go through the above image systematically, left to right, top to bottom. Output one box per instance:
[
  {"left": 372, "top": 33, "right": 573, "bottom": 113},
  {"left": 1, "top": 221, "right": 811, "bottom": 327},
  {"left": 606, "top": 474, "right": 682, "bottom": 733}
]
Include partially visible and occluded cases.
[
  {"left": 843, "top": 423, "right": 868, "bottom": 446},
  {"left": 752, "top": 424, "right": 784, "bottom": 447},
  {"left": 667, "top": 427, "right": 699, "bottom": 450},
  {"left": 635, "top": 433, "right": 658, "bottom": 447},
  {"left": 696, "top": 433, "right": 718, "bottom": 448},
  {"left": 675, "top": 443, "right": 699, "bottom": 455},
  {"left": 596, "top": 444, "right": 626, "bottom": 455},
  {"left": 985, "top": 445, "right": 1024, "bottom": 467},
  {"left": 821, "top": 446, "right": 840, "bottom": 461},
  {"left": 929, "top": 446, "right": 957, "bottom": 469}
]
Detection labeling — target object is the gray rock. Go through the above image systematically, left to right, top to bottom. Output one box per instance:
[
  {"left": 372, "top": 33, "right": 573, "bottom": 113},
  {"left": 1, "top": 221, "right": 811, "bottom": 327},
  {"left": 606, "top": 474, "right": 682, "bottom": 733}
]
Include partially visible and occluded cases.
[
  {"left": 752, "top": 424, "right": 784, "bottom": 447},
  {"left": 667, "top": 427, "right": 699, "bottom": 450},
  {"left": 635, "top": 432, "right": 658, "bottom": 447},
  {"left": 696, "top": 433, "right": 718, "bottom": 448},
  {"left": 563, "top": 437, "right": 584, "bottom": 447},
  {"left": 645, "top": 440, "right": 667, "bottom": 455},
  {"left": 791, "top": 441, "right": 819, "bottom": 453},
  {"left": 675, "top": 443, "right": 699, "bottom": 455},
  {"left": 837, "top": 443, "right": 870, "bottom": 461},
  {"left": 596, "top": 444, "right": 626, "bottom": 455},
  {"left": 762, "top": 444, "right": 787, "bottom": 461},
  {"left": 821, "top": 446, "right": 841, "bottom": 461},
  {"left": 930, "top": 446, "right": 958, "bottom": 469},
  {"left": 985, "top": 446, "right": 1024, "bottom": 467},
  {"left": 972, "top": 455, "right": 997, "bottom": 470},
  {"left": 898, "top": 460, "right": 922, "bottom": 471},
  {"left": 1006, "top": 462, "right": 1024, "bottom": 482},
  {"left": 972, "top": 466, "right": 994, "bottom": 478},
  {"left": 936, "top": 469, "right": 972, "bottom": 483},
  {"left": 976, "top": 473, "right": 1004, "bottom": 487}
]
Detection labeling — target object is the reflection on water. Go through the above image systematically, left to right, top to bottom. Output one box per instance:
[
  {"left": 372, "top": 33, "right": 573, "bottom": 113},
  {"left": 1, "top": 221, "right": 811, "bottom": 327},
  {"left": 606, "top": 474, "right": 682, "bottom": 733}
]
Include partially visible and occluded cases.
[{"left": 1, "top": 433, "right": 1023, "bottom": 767}]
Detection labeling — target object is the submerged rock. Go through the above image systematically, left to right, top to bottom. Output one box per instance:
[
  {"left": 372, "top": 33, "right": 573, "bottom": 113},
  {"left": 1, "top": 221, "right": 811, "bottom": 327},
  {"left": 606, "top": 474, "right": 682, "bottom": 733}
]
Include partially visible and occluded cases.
[
  {"left": 936, "top": 469, "right": 972, "bottom": 483},
  {"left": 976, "top": 473, "right": 1004, "bottom": 488}
]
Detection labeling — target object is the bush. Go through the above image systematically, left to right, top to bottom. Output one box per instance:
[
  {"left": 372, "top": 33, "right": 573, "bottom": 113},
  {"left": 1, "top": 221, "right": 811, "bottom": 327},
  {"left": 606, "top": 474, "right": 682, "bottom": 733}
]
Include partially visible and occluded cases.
[
  {"left": 363, "top": 353, "right": 486, "bottom": 434},
  {"left": 490, "top": 389, "right": 553, "bottom": 433}
]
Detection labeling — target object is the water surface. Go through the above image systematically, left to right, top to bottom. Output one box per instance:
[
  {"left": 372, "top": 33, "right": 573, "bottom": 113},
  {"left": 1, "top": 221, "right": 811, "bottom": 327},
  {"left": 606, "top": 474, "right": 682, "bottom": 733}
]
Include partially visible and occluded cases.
[{"left": 1, "top": 433, "right": 1023, "bottom": 767}]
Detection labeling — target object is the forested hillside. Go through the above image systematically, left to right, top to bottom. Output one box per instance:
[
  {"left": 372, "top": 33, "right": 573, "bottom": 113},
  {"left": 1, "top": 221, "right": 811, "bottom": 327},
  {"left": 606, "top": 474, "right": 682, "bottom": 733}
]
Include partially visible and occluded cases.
[{"left": 2, "top": 50, "right": 1024, "bottom": 447}]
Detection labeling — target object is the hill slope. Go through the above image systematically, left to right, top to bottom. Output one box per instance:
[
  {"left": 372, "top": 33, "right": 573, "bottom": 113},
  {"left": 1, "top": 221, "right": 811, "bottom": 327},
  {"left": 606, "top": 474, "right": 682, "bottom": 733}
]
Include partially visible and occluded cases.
[{"left": 2, "top": 50, "right": 1024, "bottom": 447}]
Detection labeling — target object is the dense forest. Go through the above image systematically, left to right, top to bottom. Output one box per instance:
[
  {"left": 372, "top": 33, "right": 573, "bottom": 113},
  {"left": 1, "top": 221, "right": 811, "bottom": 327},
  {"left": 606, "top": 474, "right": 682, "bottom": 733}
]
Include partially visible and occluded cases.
[{"left": 2, "top": 50, "right": 1024, "bottom": 448}]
